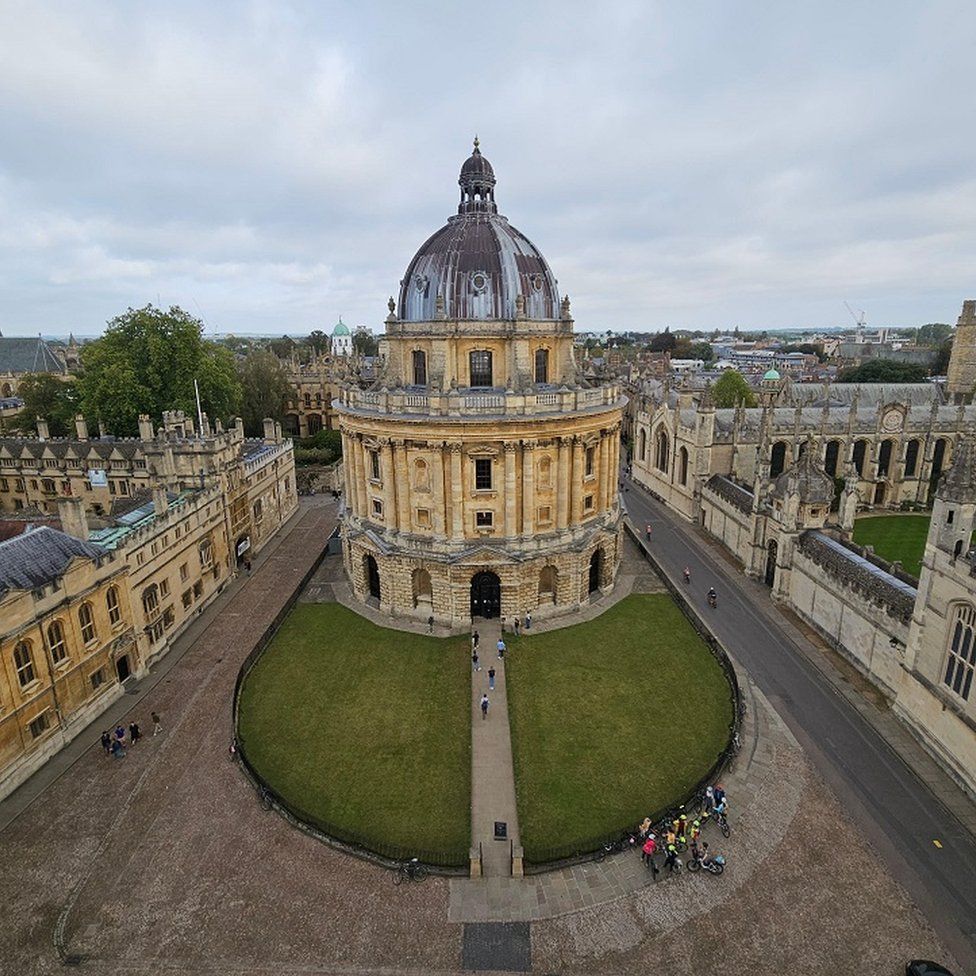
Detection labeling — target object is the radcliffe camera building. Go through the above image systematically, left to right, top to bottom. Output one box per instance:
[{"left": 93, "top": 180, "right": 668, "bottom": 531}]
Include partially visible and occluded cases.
[{"left": 337, "top": 141, "right": 625, "bottom": 625}]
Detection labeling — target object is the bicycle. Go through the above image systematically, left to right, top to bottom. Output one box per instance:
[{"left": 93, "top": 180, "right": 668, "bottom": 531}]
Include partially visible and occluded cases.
[
  {"left": 259, "top": 786, "right": 274, "bottom": 811},
  {"left": 714, "top": 811, "right": 731, "bottom": 838},
  {"left": 594, "top": 832, "right": 637, "bottom": 861},
  {"left": 392, "top": 858, "right": 428, "bottom": 885}
]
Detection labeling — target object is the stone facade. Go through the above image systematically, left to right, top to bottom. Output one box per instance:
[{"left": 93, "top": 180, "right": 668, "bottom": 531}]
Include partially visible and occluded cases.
[
  {"left": 337, "top": 144, "right": 624, "bottom": 627},
  {"left": 946, "top": 299, "right": 976, "bottom": 402}
]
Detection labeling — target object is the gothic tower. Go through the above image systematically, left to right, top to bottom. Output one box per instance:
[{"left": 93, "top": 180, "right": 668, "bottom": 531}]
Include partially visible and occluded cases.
[{"left": 946, "top": 299, "right": 976, "bottom": 403}]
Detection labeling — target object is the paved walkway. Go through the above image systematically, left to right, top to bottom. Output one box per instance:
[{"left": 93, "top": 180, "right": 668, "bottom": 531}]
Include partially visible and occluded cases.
[{"left": 470, "top": 617, "right": 520, "bottom": 877}]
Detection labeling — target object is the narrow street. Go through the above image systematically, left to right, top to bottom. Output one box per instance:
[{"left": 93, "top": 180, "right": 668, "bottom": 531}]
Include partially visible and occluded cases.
[{"left": 621, "top": 473, "right": 976, "bottom": 972}]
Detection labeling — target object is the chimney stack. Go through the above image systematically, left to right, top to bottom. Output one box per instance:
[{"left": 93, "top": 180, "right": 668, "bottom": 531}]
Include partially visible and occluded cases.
[
  {"left": 199, "top": 412, "right": 211, "bottom": 437},
  {"left": 74, "top": 414, "right": 89, "bottom": 440},
  {"left": 138, "top": 414, "right": 155, "bottom": 441},
  {"left": 36, "top": 417, "right": 50, "bottom": 441},
  {"left": 263, "top": 417, "right": 276, "bottom": 444},
  {"left": 98, "top": 419, "right": 108, "bottom": 438},
  {"left": 152, "top": 483, "right": 169, "bottom": 517},
  {"left": 57, "top": 496, "right": 89, "bottom": 541}
]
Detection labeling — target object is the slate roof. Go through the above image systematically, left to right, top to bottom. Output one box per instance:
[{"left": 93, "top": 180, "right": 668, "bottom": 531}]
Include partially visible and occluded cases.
[
  {"left": 0, "top": 337, "right": 66, "bottom": 374},
  {"left": 0, "top": 526, "right": 106, "bottom": 597}
]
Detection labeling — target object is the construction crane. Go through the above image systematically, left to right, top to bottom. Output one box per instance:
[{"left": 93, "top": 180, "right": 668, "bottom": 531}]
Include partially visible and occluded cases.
[{"left": 844, "top": 301, "right": 867, "bottom": 329}]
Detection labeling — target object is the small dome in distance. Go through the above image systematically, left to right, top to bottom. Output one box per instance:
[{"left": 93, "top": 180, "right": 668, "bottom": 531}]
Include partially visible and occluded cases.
[
  {"left": 333, "top": 317, "right": 351, "bottom": 337},
  {"left": 763, "top": 368, "right": 781, "bottom": 381}
]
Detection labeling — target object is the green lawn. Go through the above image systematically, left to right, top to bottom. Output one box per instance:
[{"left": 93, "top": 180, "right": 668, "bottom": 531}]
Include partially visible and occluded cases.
[
  {"left": 853, "top": 514, "right": 931, "bottom": 578},
  {"left": 506, "top": 594, "right": 734, "bottom": 862},
  {"left": 237, "top": 603, "right": 471, "bottom": 863}
]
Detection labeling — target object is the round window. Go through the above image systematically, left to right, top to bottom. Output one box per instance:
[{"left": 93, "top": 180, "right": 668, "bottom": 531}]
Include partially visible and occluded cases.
[
  {"left": 472, "top": 272, "right": 488, "bottom": 292},
  {"left": 532, "top": 275, "right": 544, "bottom": 291}
]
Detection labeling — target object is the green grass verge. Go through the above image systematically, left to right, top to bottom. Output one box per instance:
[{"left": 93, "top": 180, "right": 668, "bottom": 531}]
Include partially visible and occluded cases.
[
  {"left": 853, "top": 514, "right": 931, "bottom": 578},
  {"left": 506, "top": 594, "right": 734, "bottom": 861},
  {"left": 237, "top": 603, "right": 471, "bottom": 861}
]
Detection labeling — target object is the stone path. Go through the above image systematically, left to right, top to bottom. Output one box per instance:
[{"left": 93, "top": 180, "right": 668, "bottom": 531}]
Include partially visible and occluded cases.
[{"left": 470, "top": 617, "right": 520, "bottom": 877}]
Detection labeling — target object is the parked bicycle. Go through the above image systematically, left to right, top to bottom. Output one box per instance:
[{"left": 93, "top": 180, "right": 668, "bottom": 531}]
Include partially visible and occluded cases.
[
  {"left": 595, "top": 832, "right": 638, "bottom": 861},
  {"left": 687, "top": 850, "right": 725, "bottom": 875},
  {"left": 393, "top": 857, "right": 428, "bottom": 885}
]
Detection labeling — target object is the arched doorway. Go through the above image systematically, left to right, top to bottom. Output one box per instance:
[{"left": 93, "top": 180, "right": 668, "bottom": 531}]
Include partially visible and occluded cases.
[
  {"left": 764, "top": 540, "right": 778, "bottom": 587},
  {"left": 588, "top": 549, "right": 602, "bottom": 594},
  {"left": 365, "top": 555, "right": 381, "bottom": 601},
  {"left": 470, "top": 572, "right": 501, "bottom": 618}
]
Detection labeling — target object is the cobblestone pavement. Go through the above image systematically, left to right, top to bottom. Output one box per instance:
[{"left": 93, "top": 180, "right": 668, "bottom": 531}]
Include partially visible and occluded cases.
[{"left": 0, "top": 499, "right": 958, "bottom": 975}]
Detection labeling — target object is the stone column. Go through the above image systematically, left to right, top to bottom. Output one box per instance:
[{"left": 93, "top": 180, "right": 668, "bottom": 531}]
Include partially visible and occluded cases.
[
  {"left": 598, "top": 431, "right": 610, "bottom": 510},
  {"left": 342, "top": 433, "right": 355, "bottom": 510},
  {"left": 355, "top": 436, "right": 369, "bottom": 517},
  {"left": 557, "top": 437, "right": 571, "bottom": 530},
  {"left": 570, "top": 437, "right": 584, "bottom": 525},
  {"left": 393, "top": 439, "right": 410, "bottom": 531},
  {"left": 380, "top": 440, "right": 396, "bottom": 530},
  {"left": 522, "top": 441, "right": 536, "bottom": 536},
  {"left": 431, "top": 442, "right": 447, "bottom": 536},
  {"left": 504, "top": 442, "right": 518, "bottom": 537},
  {"left": 449, "top": 443, "right": 464, "bottom": 539}
]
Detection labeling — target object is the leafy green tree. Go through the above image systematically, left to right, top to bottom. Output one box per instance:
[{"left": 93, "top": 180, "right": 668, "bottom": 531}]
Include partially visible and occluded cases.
[
  {"left": 78, "top": 305, "right": 241, "bottom": 435},
  {"left": 916, "top": 323, "right": 952, "bottom": 347},
  {"left": 352, "top": 327, "right": 379, "bottom": 357},
  {"left": 649, "top": 328, "right": 676, "bottom": 352},
  {"left": 306, "top": 330, "right": 329, "bottom": 356},
  {"left": 268, "top": 336, "right": 296, "bottom": 360},
  {"left": 933, "top": 338, "right": 953, "bottom": 375},
  {"left": 688, "top": 341, "right": 716, "bottom": 363},
  {"left": 780, "top": 342, "right": 826, "bottom": 362},
  {"left": 237, "top": 350, "right": 293, "bottom": 436},
  {"left": 836, "top": 360, "right": 929, "bottom": 383},
  {"left": 712, "top": 370, "right": 757, "bottom": 407},
  {"left": 10, "top": 373, "right": 80, "bottom": 436}
]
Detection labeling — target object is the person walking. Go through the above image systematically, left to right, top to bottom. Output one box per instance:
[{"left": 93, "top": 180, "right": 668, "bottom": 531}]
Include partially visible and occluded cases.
[
  {"left": 645, "top": 523, "right": 652, "bottom": 542},
  {"left": 525, "top": 612, "right": 531, "bottom": 630},
  {"left": 427, "top": 615, "right": 434, "bottom": 634},
  {"left": 514, "top": 617, "right": 521, "bottom": 637},
  {"left": 471, "top": 631, "right": 480, "bottom": 651},
  {"left": 496, "top": 638, "right": 506, "bottom": 660},
  {"left": 472, "top": 649, "right": 481, "bottom": 672},
  {"left": 488, "top": 666, "right": 496, "bottom": 691},
  {"left": 480, "top": 694, "right": 489, "bottom": 720},
  {"left": 151, "top": 711, "right": 162, "bottom": 736},
  {"left": 129, "top": 722, "right": 141, "bottom": 745},
  {"left": 114, "top": 724, "right": 126, "bottom": 744},
  {"left": 100, "top": 731, "right": 112, "bottom": 755},
  {"left": 110, "top": 738, "right": 126, "bottom": 760},
  {"left": 713, "top": 783, "right": 726, "bottom": 807},
  {"left": 703, "top": 785, "right": 714, "bottom": 814},
  {"left": 641, "top": 833, "right": 657, "bottom": 865},
  {"left": 664, "top": 844, "right": 680, "bottom": 875}
]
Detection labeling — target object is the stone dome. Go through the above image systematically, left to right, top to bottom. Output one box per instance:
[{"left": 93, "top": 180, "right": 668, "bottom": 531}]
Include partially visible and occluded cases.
[
  {"left": 397, "top": 141, "right": 561, "bottom": 323},
  {"left": 333, "top": 317, "right": 351, "bottom": 337}
]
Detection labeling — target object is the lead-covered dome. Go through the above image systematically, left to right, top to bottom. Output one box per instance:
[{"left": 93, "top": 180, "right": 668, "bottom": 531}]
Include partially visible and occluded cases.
[{"left": 397, "top": 140, "right": 561, "bottom": 322}]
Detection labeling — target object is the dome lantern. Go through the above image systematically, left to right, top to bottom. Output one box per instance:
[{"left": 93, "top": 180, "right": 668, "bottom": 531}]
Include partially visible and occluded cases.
[{"left": 458, "top": 136, "right": 497, "bottom": 215}]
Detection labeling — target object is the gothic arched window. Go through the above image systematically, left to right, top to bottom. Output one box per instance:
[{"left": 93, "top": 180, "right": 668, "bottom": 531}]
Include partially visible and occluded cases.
[{"left": 944, "top": 603, "right": 975, "bottom": 701}]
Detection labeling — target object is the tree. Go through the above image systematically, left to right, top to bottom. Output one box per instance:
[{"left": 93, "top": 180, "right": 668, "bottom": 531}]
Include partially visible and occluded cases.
[
  {"left": 78, "top": 305, "right": 241, "bottom": 435},
  {"left": 916, "top": 323, "right": 952, "bottom": 347},
  {"left": 352, "top": 327, "right": 379, "bottom": 357},
  {"left": 649, "top": 328, "right": 676, "bottom": 353},
  {"left": 306, "top": 331, "right": 329, "bottom": 356},
  {"left": 268, "top": 336, "right": 296, "bottom": 360},
  {"left": 933, "top": 338, "right": 953, "bottom": 375},
  {"left": 689, "top": 341, "right": 716, "bottom": 363},
  {"left": 237, "top": 350, "right": 293, "bottom": 437},
  {"left": 836, "top": 360, "right": 929, "bottom": 383},
  {"left": 712, "top": 370, "right": 757, "bottom": 407},
  {"left": 10, "top": 373, "right": 80, "bottom": 436}
]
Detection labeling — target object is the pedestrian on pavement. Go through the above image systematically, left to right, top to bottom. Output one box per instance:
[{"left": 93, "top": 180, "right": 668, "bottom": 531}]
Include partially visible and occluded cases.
[
  {"left": 645, "top": 523, "right": 652, "bottom": 541},
  {"left": 245, "top": 558, "right": 252, "bottom": 575},
  {"left": 525, "top": 612, "right": 531, "bottom": 630},
  {"left": 427, "top": 615, "right": 434, "bottom": 634},
  {"left": 514, "top": 617, "right": 520, "bottom": 637},
  {"left": 472, "top": 631, "right": 480, "bottom": 651},
  {"left": 497, "top": 638, "right": 506, "bottom": 659},
  {"left": 472, "top": 649, "right": 481, "bottom": 672},
  {"left": 488, "top": 666, "right": 496, "bottom": 690},
  {"left": 480, "top": 694, "right": 489, "bottom": 720},
  {"left": 151, "top": 711, "right": 162, "bottom": 736},
  {"left": 129, "top": 722, "right": 141, "bottom": 744},
  {"left": 114, "top": 724, "right": 126, "bottom": 744},
  {"left": 100, "top": 731, "right": 112, "bottom": 755},
  {"left": 110, "top": 738, "right": 126, "bottom": 760},
  {"left": 713, "top": 783, "right": 726, "bottom": 807},
  {"left": 703, "top": 785, "right": 714, "bottom": 813},
  {"left": 638, "top": 816, "right": 652, "bottom": 841},
  {"left": 641, "top": 833, "right": 657, "bottom": 865},
  {"left": 664, "top": 844, "right": 679, "bottom": 874}
]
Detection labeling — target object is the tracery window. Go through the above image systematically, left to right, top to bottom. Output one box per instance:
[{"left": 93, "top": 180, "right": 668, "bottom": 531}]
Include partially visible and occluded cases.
[
  {"left": 654, "top": 428, "right": 669, "bottom": 474},
  {"left": 106, "top": 586, "right": 121, "bottom": 625},
  {"left": 79, "top": 602, "right": 96, "bottom": 644},
  {"left": 944, "top": 604, "right": 975, "bottom": 701},
  {"left": 48, "top": 620, "right": 67, "bottom": 664},
  {"left": 14, "top": 640, "right": 36, "bottom": 687}
]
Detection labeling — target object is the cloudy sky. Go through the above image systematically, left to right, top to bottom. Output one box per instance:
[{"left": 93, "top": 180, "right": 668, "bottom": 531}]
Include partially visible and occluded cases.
[{"left": 1, "top": 1, "right": 974, "bottom": 337}]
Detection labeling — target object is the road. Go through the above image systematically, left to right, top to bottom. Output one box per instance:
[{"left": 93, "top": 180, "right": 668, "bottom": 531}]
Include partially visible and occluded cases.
[{"left": 622, "top": 475, "right": 976, "bottom": 973}]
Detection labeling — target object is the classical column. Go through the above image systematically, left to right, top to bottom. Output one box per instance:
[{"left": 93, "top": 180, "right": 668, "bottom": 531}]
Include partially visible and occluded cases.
[
  {"left": 611, "top": 427, "right": 621, "bottom": 507},
  {"left": 598, "top": 431, "right": 610, "bottom": 510},
  {"left": 342, "top": 433, "right": 354, "bottom": 509},
  {"left": 355, "top": 436, "right": 369, "bottom": 517},
  {"left": 556, "top": 436, "right": 571, "bottom": 529},
  {"left": 570, "top": 436, "right": 584, "bottom": 525},
  {"left": 393, "top": 439, "right": 409, "bottom": 531},
  {"left": 379, "top": 440, "right": 396, "bottom": 530},
  {"left": 522, "top": 441, "right": 536, "bottom": 536},
  {"left": 431, "top": 442, "right": 447, "bottom": 536},
  {"left": 504, "top": 442, "right": 518, "bottom": 537},
  {"left": 449, "top": 443, "right": 464, "bottom": 538}
]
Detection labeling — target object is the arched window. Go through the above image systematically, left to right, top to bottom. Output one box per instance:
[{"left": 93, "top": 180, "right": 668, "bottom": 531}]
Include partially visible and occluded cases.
[
  {"left": 534, "top": 348, "right": 549, "bottom": 384},
  {"left": 412, "top": 350, "right": 427, "bottom": 386},
  {"left": 469, "top": 350, "right": 493, "bottom": 387},
  {"left": 304, "top": 392, "right": 311, "bottom": 408},
  {"left": 315, "top": 392, "right": 322, "bottom": 407},
  {"left": 307, "top": 414, "right": 322, "bottom": 435},
  {"left": 638, "top": 428, "right": 647, "bottom": 462},
  {"left": 654, "top": 428, "right": 669, "bottom": 473},
  {"left": 904, "top": 438, "right": 920, "bottom": 477},
  {"left": 931, "top": 438, "right": 948, "bottom": 484},
  {"left": 852, "top": 439, "right": 867, "bottom": 477},
  {"left": 878, "top": 439, "right": 893, "bottom": 477},
  {"left": 824, "top": 440, "right": 840, "bottom": 477},
  {"left": 770, "top": 442, "right": 787, "bottom": 478},
  {"left": 679, "top": 447, "right": 689, "bottom": 486},
  {"left": 413, "top": 458, "right": 430, "bottom": 491},
  {"left": 199, "top": 537, "right": 213, "bottom": 568},
  {"left": 539, "top": 565, "right": 557, "bottom": 602},
  {"left": 412, "top": 568, "right": 432, "bottom": 607},
  {"left": 142, "top": 584, "right": 159, "bottom": 617},
  {"left": 106, "top": 586, "right": 121, "bottom": 625},
  {"left": 78, "top": 602, "right": 96, "bottom": 644},
  {"left": 944, "top": 603, "right": 975, "bottom": 701},
  {"left": 48, "top": 620, "right": 67, "bottom": 664},
  {"left": 13, "top": 640, "right": 35, "bottom": 687}
]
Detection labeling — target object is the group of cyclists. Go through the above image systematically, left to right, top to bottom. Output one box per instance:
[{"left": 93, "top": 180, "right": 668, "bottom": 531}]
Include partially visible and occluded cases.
[
  {"left": 644, "top": 524, "right": 719, "bottom": 608},
  {"left": 633, "top": 784, "right": 730, "bottom": 877}
]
